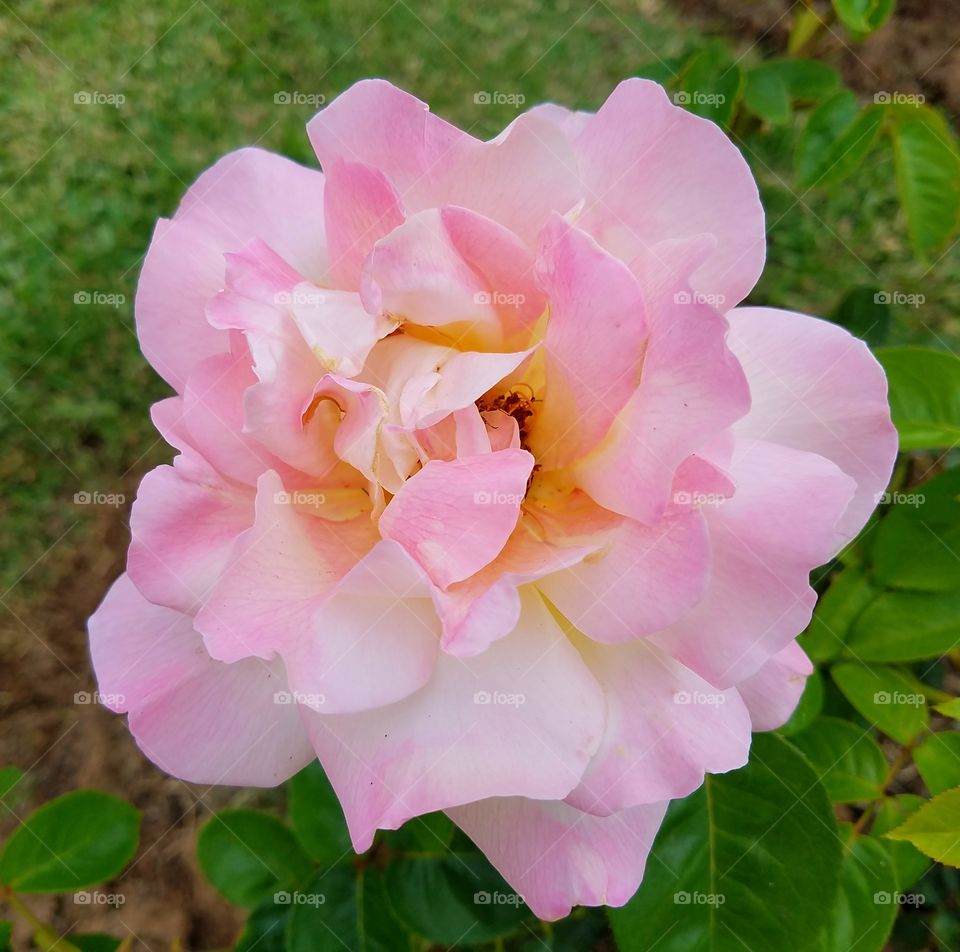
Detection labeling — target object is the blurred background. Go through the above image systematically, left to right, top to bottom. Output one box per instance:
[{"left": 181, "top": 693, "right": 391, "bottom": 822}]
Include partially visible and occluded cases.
[{"left": 1, "top": 0, "right": 959, "bottom": 948}]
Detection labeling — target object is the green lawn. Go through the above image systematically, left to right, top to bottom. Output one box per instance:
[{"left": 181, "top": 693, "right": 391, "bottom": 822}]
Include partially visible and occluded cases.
[{"left": 1, "top": 0, "right": 957, "bottom": 600}]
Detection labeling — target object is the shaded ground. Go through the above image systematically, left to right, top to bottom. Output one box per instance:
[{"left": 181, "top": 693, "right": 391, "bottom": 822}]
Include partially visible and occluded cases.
[{"left": 683, "top": 0, "right": 960, "bottom": 118}]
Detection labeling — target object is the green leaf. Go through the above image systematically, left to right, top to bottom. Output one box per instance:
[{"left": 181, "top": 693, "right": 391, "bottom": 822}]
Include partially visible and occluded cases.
[
  {"left": 832, "top": 0, "right": 894, "bottom": 33},
  {"left": 679, "top": 43, "right": 744, "bottom": 128},
  {"left": 634, "top": 58, "right": 684, "bottom": 86},
  {"left": 771, "top": 58, "right": 841, "bottom": 101},
  {"left": 743, "top": 64, "right": 791, "bottom": 125},
  {"left": 796, "top": 91, "right": 883, "bottom": 188},
  {"left": 888, "top": 105, "right": 960, "bottom": 257},
  {"left": 830, "top": 287, "right": 891, "bottom": 347},
  {"left": 876, "top": 347, "right": 960, "bottom": 450},
  {"left": 872, "top": 467, "right": 960, "bottom": 591},
  {"left": 801, "top": 568, "right": 880, "bottom": 662},
  {"left": 845, "top": 589, "right": 960, "bottom": 661},
  {"left": 830, "top": 663, "right": 929, "bottom": 744},
  {"left": 779, "top": 668, "right": 825, "bottom": 736},
  {"left": 936, "top": 698, "right": 960, "bottom": 719},
  {"left": 790, "top": 717, "right": 888, "bottom": 802},
  {"left": 915, "top": 732, "right": 960, "bottom": 795},
  {"left": 609, "top": 734, "right": 841, "bottom": 952},
  {"left": 286, "top": 762, "right": 353, "bottom": 865},
  {"left": 0, "top": 768, "right": 23, "bottom": 802},
  {"left": 885, "top": 786, "right": 960, "bottom": 866},
  {"left": 0, "top": 791, "right": 139, "bottom": 893},
  {"left": 871, "top": 796, "right": 931, "bottom": 890},
  {"left": 196, "top": 809, "right": 313, "bottom": 908},
  {"left": 382, "top": 810, "right": 455, "bottom": 852},
  {"left": 816, "top": 836, "right": 897, "bottom": 952},
  {"left": 385, "top": 853, "right": 528, "bottom": 944},
  {"left": 286, "top": 865, "right": 406, "bottom": 952},
  {"left": 235, "top": 895, "right": 289, "bottom": 952},
  {"left": 0, "top": 922, "right": 10, "bottom": 952},
  {"left": 71, "top": 936, "right": 122, "bottom": 952}
]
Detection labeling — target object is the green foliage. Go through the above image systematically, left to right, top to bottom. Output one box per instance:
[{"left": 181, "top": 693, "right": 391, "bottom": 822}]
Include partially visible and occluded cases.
[
  {"left": 832, "top": 0, "right": 895, "bottom": 35},
  {"left": 795, "top": 92, "right": 883, "bottom": 188},
  {"left": 888, "top": 105, "right": 960, "bottom": 258},
  {"left": 878, "top": 348, "right": 960, "bottom": 450},
  {"left": 831, "top": 663, "right": 929, "bottom": 744},
  {"left": 791, "top": 717, "right": 888, "bottom": 803},
  {"left": 914, "top": 733, "right": 960, "bottom": 795},
  {"left": 608, "top": 734, "right": 840, "bottom": 952},
  {"left": 287, "top": 762, "right": 353, "bottom": 865},
  {"left": 886, "top": 787, "right": 960, "bottom": 867},
  {"left": 0, "top": 791, "right": 139, "bottom": 893},
  {"left": 197, "top": 810, "right": 313, "bottom": 908}
]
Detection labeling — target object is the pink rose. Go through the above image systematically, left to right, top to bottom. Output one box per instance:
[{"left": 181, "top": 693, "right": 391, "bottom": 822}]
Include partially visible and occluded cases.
[{"left": 89, "top": 79, "right": 897, "bottom": 920}]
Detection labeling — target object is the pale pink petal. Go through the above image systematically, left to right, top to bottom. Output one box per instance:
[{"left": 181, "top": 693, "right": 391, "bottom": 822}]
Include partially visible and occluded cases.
[
  {"left": 308, "top": 79, "right": 465, "bottom": 212},
  {"left": 573, "top": 79, "right": 765, "bottom": 309},
  {"left": 308, "top": 81, "right": 581, "bottom": 247},
  {"left": 137, "top": 148, "right": 327, "bottom": 391},
  {"left": 322, "top": 158, "right": 405, "bottom": 290},
  {"left": 362, "top": 208, "right": 503, "bottom": 346},
  {"left": 531, "top": 218, "right": 647, "bottom": 468},
  {"left": 573, "top": 269, "right": 750, "bottom": 525},
  {"left": 728, "top": 306, "right": 898, "bottom": 546},
  {"left": 650, "top": 440, "right": 856, "bottom": 687},
  {"left": 379, "top": 449, "right": 534, "bottom": 588},
  {"left": 127, "top": 459, "right": 254, "bottom": 615},
  {"left": 195, "top": 471, "right": 377, "bottom": 663},
  {"left": 537, "top": 506, "right": 710, "bottom": 644},
  {"left": 435, "top": 515, "right": 596, "bottom": 656},
  {"left": 282, "top": 540, "right": 440, "bottom": 714},
  {"left": 89, "top": 575, "right": 313, "bottom": 786},
  {"left": 304, "top": 589, "right": 605, "bottom": 850},
  {"left": 565, "top": 638, "right": 751, "bottom": 813},
  {"left": 736, "top": 640, "right": 813, "bottom": 731},
  {"left": 446, "top": 796, "right": 668, "bottom": 921}
]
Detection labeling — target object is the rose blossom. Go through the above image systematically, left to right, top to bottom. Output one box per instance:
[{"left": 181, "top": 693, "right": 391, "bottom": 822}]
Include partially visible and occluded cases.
[{"left": 88, "top": 78, "right": 896, "bottom": 920}]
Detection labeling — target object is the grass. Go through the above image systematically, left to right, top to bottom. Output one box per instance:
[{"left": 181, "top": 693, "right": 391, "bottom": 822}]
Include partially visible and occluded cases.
[{"left": 1, "top": 0, "right": 958, "bottom": 601}]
